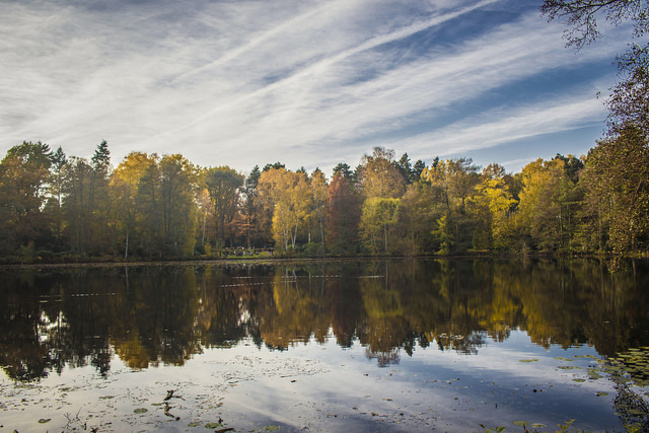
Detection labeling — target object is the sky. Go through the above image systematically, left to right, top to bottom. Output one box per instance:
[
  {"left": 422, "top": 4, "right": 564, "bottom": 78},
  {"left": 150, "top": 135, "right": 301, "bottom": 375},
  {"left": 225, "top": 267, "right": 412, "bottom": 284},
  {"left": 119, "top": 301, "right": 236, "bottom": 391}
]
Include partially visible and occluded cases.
[{"left": 0, "top": 0, "right": 637, "bottom": 177}]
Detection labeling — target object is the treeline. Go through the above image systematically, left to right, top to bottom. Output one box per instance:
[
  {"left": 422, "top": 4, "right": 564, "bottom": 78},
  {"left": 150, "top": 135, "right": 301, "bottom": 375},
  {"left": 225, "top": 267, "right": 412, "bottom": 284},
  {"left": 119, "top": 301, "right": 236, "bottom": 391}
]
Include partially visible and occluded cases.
[{"left": 0, "top": 124, "right": 648, "bottom": 262}]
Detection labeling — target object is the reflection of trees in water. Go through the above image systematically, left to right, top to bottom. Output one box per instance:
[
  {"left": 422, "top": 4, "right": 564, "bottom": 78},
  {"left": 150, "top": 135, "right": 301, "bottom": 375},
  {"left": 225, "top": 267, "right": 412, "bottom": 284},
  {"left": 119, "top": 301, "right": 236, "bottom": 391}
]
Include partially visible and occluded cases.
[
  {"left": 1, "top": 258, "right": 649, "bottom": 380},
  {"left": 254, "top": 266, "right": 329, "bottom": 349},
  {"left": 0, "top": 270, "right": 59, "bottom": 381},
  {"left": 434, "top": 332, "right": 486, "bottom": 355},
  {"left": 366, "top": 347, "right": 400, "bottom": 367},
  {"left": 592, "top": 347, "right": 649, "bottom": 431},
  {"left": 614, "top": 383, "right": 649, "bottom": 432}
]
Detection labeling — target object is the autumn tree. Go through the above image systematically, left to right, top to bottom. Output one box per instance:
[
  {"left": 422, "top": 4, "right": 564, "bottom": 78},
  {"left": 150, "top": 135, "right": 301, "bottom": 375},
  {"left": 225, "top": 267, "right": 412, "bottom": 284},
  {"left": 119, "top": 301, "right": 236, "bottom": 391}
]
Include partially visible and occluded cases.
[
  {"left": 541, "top": 0, "right": 649, "bottom": 132},
  {"left": 541, "top": 0, "right": 647, "bottom": 251},
  {"left": 578, "top": 124, "right": 649, "bottom": 252},
  {"left": 0, "top": 141, "right": 52, "bottom": 257},
  {"left": 61, "top": 141, "right": 113, "bottom": 255},
  {"left": 89, "top": 141, "right": 112, "bottom": 252},
  {"left": 45, "top": 146, "right": 67, "bottom": 244},
  {"left": 356, "top": 147, "right": 406, "bottom": 199},
  {"left": 354, "top": 148, "right": 406, "bottom": 255},
  {"left": 110, "top": 152, "right": 157, "bottom": 259},
  {"left": 135, "top": 154, "right": 199, "bottom": 257},
  {"left": 158, "top": 155, "right": 199, "bottom": 256},
  {"left": 61, "top": 157, "right": 93, "bottom": 254},
  {"left": 421, "top": 157, "right": 480, "bottom": 214},
  {"left": 516, "top": 157, "right": 581, "bottom": 251},
  {"left": 134, "top": 158, "right": 163, "bottom": 255},
  {"left": 421, "top": 158, "right": 480, "bottom": 253},
  {"left": 446, "top": 158, "right": 480, "bottom": 213},
  {"left": 255, "top": 164, "right": 289, "bottom": 247},
  {"left": 468, "top": 164, "right": 518, "bottom": 251},
  {"left": 241, "top": 165, "right": 262, "bottom": 248},
  {"left": 204, "top": 166, "right": 244, "bottom": 249},
  {"left": 257, "top": 168, "right": 312, "bottom": 252},
  {"left": 307, "top": 168, "right": 328, "bottom": 254},
  {"left": 194, "top": 170, "right": 212, "bottom": 253},
  {"left": 325, "top": 171, "right": 361, "bottom": 255},
  {"left": 393, "top": 181, "right": 438, "bottom": 255},
  {"left": 359, "top": 197, "right": 401, "bottom": 255}
]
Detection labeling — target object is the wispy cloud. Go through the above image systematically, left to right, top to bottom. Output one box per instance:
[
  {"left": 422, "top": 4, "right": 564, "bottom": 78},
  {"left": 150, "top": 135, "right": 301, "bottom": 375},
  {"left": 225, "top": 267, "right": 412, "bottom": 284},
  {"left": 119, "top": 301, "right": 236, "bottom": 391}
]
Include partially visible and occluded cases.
[
  {"left": 0, "top": 0, "right": 629, "bottom": 174},
  {"left": 145, "top": 0, "right": 505, "bottom": 149},
  {"left": 380, "top": 87, "right": 608, "bottom": 158}
]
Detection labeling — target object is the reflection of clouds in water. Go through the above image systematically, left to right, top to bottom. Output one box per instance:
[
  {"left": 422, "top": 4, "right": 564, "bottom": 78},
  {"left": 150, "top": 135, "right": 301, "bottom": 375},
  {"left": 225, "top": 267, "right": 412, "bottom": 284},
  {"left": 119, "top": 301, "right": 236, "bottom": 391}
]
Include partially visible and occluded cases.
[
  {"left": 0, "top": 331, "right": 627, "bottom": 432},
  {"left": 207, "top": 353, "right": 329, "bottom": 385}
]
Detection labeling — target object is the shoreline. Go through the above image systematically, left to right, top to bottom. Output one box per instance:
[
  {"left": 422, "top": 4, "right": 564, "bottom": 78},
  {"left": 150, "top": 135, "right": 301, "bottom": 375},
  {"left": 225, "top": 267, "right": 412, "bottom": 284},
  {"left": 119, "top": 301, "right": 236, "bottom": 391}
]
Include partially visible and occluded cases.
[{"left": 1, "top": 251, "right": 647, "bottom": 269}]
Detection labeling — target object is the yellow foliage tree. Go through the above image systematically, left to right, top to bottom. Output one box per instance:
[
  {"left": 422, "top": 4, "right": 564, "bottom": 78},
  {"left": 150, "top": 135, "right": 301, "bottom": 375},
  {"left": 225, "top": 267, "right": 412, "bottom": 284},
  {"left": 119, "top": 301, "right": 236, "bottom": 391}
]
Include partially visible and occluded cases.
[
  {"left": 110, "top": 152, "right": 157, "bottom": 259},
  {"left": 468, "top": 164, "right": 517, "bottom": 250},
  {"left": 258, "top": 168, "right": 313, "bottom": 251}
]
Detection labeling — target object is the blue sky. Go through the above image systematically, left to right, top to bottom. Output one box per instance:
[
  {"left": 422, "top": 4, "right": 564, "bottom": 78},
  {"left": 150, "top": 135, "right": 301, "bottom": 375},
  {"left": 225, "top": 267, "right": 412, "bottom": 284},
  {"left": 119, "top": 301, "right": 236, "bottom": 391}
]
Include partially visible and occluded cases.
[{"left": 0, "top": 0, "right": 635, "bottom": 176}]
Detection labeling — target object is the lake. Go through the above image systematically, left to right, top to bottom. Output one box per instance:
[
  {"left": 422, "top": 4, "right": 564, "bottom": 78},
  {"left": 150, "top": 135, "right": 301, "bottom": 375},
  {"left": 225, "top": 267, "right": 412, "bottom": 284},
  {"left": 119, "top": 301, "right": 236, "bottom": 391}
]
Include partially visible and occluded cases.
[{"left": 1, "top": 258, "right": 649, "bottom": 432}]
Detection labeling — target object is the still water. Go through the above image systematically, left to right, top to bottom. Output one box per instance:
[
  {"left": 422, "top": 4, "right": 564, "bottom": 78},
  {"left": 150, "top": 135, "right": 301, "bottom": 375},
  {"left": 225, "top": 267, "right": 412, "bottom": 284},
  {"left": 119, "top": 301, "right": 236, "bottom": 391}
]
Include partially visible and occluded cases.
[{"left": 1, "top": 258, "right": 649, "bottom": 432}]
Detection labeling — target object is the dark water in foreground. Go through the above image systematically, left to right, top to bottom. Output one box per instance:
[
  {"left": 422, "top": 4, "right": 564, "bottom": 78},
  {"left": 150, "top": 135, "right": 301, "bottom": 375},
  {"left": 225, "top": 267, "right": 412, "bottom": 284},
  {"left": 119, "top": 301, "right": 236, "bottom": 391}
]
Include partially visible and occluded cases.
[{"left": 2, "top": 258, "right": 649, "bottom": 432}]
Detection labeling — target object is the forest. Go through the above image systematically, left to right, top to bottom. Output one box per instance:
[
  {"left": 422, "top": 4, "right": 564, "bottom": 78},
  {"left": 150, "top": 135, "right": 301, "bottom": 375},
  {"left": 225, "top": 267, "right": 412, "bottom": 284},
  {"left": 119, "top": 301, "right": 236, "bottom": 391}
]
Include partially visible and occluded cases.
[{"left": 0, "top": 122, "right": 647, "bottom": 263}]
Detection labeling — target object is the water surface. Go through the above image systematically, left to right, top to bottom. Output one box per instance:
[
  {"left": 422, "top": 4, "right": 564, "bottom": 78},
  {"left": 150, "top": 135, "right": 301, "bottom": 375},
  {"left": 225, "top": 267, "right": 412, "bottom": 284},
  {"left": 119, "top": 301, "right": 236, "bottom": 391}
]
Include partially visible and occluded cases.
[{"left": 2, "top": 258, "right": 649, "bottom": 432}]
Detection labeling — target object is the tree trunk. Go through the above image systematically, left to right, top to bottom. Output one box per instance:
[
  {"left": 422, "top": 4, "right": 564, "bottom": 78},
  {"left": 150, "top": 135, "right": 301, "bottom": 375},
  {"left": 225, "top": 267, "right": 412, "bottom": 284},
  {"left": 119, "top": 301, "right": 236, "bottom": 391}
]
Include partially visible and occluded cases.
[
  {"left": 320, "top": 217, "right": 325, "bottom": 256},
  {"left": 384, "top": 224, "right": 388, "bottom": 255},
  {"left": 124, "top": 229, "right": 129, "bottom": 260}
]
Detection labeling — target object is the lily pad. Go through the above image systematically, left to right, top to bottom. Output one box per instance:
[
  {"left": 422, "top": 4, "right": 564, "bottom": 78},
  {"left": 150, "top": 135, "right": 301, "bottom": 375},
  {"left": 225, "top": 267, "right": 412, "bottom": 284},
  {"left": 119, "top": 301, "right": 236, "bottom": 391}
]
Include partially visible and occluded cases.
[
  {"left": 519, "top": 359, "right": 539, "bottom": 363},
  {"left": 587, "top": 370, "right": 604, "bottom": 380},
  {"left": 572, "top": 378, "right": 586, "bottom": 382},
  {"left": 596, "top": 391, "right": 609, "bottom": 397},
  {"left": 134, "top": 408, "right": 148, "bottom": 414},
  {"left": 38, "top": 419, "right": 51, "bottom": 424},
  {"left": 513, "top": 420, "right": 530, "bottom": 426},
  {"left": 188, "top": 422, "right": 201, "bottom": 427},
  {"left": 205, "top": 422, "right": 223, "bottom": 428},
  {"left": 531, "top": 424, "right": 547, "bottom": 428}
]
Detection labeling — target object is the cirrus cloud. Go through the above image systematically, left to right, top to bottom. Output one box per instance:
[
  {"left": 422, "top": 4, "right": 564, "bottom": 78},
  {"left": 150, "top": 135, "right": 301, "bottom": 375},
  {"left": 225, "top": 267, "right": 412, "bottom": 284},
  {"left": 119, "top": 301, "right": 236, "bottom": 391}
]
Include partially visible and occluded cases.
[{"left": 0, "top": 0, "right": 634, "bottom": 175}]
